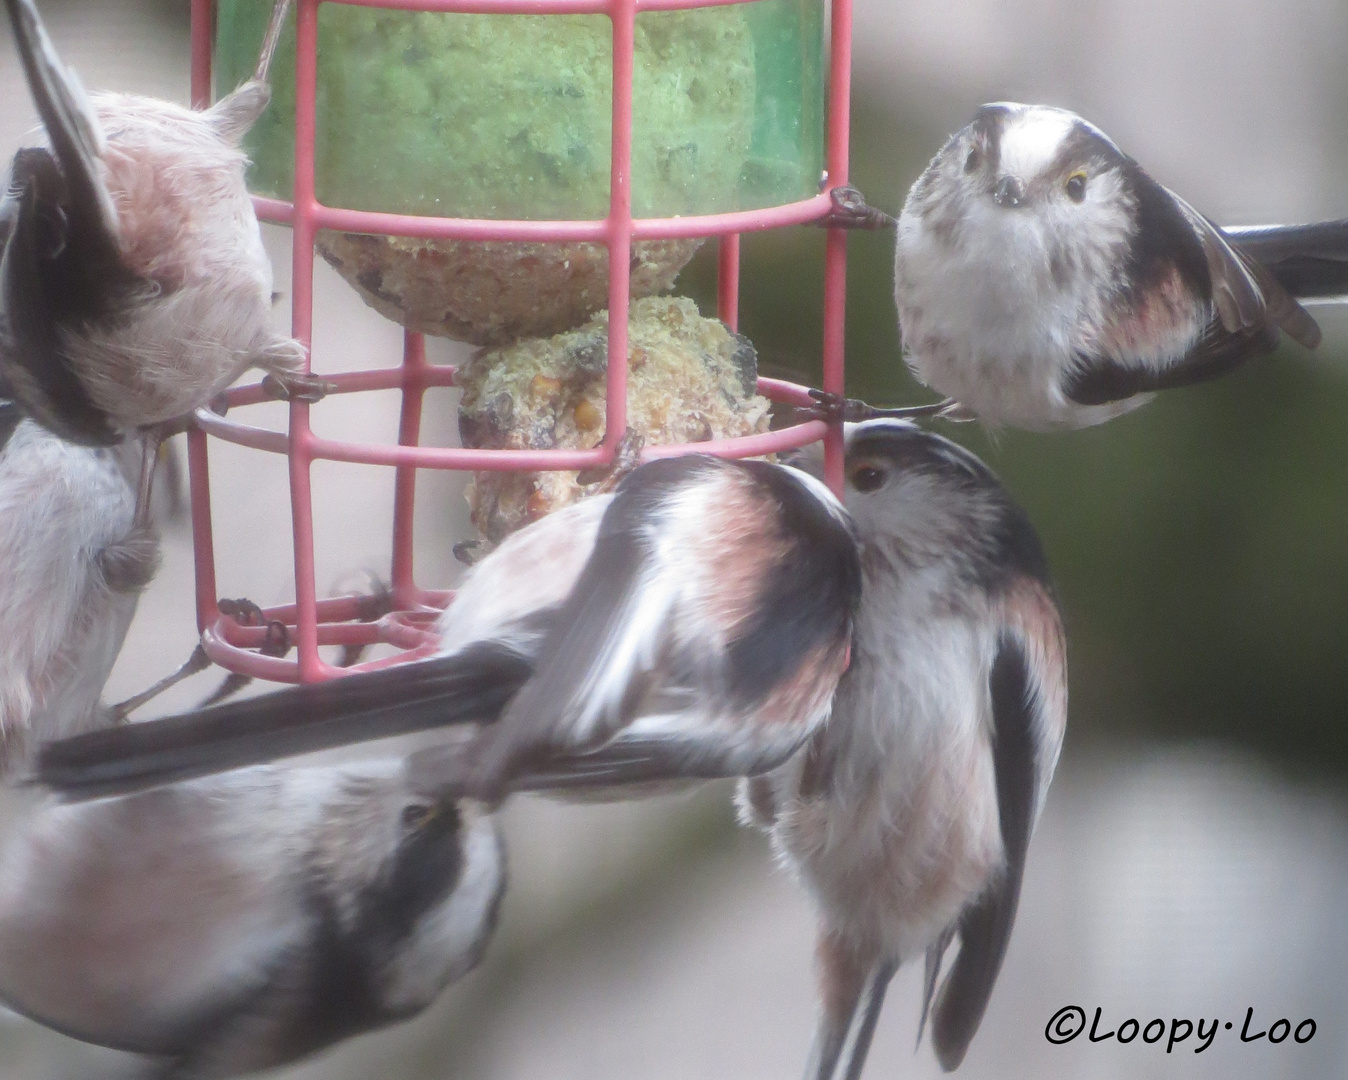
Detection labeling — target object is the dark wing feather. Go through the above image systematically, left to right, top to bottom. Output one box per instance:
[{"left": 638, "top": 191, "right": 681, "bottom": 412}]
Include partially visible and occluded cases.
[
  {"left": 1, "top": 0, "right": 138, "bottom": 444},
  {"left": 3, "top": 0, "right": 118, "bottom": 241},
  {"left": 1, "top": 152, "right": 121, "bottom": 445},
  {"left": 0, "top": 186, "right": 12, "bottom": 251},
  {"left": 1170, "top": 191, "right": 1320, "bottom": 349},
  {"left": 1063, "top": 192, "right": 1320, "bottom": 408},
  {"left": 1225, "top": 218, "right": 1348, "bottom": 300},
  {"left": 1064, "top": 317, "right": 1277, "bottom": 406},
  {"left": 0, "top": 398, "right": 21, "bottom": 453},
  {"left": 466, "top": 456, "right": 859, "bottom": 797},
  {"left": 466, "top": 457, "right": 716, "bottom": 790},
  {"left": 730, "top": 460, "right": 861, "bottom": 704},
  {"left": 930, "top": 636, "right": 1038, "bottom": 1071},
  {"left": 34, "top": 643, "right": 535, "bottom": 803},
  {"left": 412, "top": 724, "right": 812, "bottom": 802},
  {"left": 917, "top": 925, "right": 956, "bottom": 1050}
]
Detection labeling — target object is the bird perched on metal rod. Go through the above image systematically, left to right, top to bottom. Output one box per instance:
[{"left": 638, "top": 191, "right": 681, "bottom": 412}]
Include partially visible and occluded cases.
[
  {"left": 0, "top": 0, "right": 322, "bottom": 526},
  {"left": 812, "top": 103, "right": 1325, "bottom": 430},
  {"left": 0, "top": 406, "right": 157, "bottom": 776},
  {"left": 738, "top": 420, "right": 1067, "bottom": 1079},
  {"left": 33, "top": 452, "right": 862, "bottom": 805},
  {"left": 0, "top": 760, "right": 503, "bottom": 1079}
]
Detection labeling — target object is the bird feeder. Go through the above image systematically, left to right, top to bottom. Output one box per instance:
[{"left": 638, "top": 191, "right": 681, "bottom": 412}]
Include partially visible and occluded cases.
[{"left": 186, "top": 0, "right": 852, "bottom": 685}]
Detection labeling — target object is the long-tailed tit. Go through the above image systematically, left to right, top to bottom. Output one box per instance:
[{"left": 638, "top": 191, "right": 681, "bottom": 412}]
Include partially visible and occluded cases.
[
  {"left": 0, "top": 0, "right": 319, "bottom": 520},
  {"left": 818, "top": 103, "right": 1323, "bottom": 430},
  {"left": 0, "top": 409, "right": 157, "bottom": 775},
  {"left": 738, "top": 420, "right": 1067, "bottom": 1079},
  {"left": 35, "top": 453, "right": 862, "bottom": 805},
  {"left": 0, "top": 759, "right": 503, "bottom": 1079}
]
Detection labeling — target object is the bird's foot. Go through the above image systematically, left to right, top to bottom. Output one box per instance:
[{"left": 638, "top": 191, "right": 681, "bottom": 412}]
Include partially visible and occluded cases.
[
  {"left": 814, "top": 186, "right": 896, "bottom": 230},
  {"left": 261, "top": 372, "right": 335, "bottom": 404},
  {"left": 793, "top": 389, "right": 954, "bottom": 425},
  {"left": 935, "top": 400, "right": 978, "bottom": 422},
  {"left": 577, "top": 428, "right": 646, "bottom": 491},
  {"left": 131, "top": 431, "right": 163, "bottom": 533},
  {"left": 453, "top": 540, "right": 482, "bottom": 567},
  {"left": 351, "top": 580, "right": 395, "bottom": 623},
  {"left": 335, "top": 581, "right": 394, "bottom": 669},
  {"left": 217, "top": 597, "right": 270, "bottom": 627},
  {"left": 216, "top": 599, "right": 289, "bottom": 655},
  {"left": 196, "top": 618, "right": 291, "bottom": 708},
  {"left": 259, "top": 620, "right": 291, "bottom": 657}
]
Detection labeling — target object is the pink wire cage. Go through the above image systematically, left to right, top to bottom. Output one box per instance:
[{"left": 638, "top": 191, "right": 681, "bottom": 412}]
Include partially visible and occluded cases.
[{"left": 185, "top": 0, "right": 854, "bottom": 685}]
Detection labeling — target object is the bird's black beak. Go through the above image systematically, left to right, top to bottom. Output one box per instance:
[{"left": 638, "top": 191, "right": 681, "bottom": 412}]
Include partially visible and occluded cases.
[{"left": 993, "top": 175, "right": 1025, "bottom": 208}]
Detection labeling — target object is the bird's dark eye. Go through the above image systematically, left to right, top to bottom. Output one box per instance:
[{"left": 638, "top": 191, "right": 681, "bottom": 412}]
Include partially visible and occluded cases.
[
  {"left": 963, "top": 147, "right": 981, "bottom": 174},
  {"left": 1065, "top": 171, "right": 1087, "bottom": 202},
  {"left": 850, "top": 465, "right": 886, "bottom": 492},
  {"left": 401, "top": 803, "right": 436, "bottom": 830}
]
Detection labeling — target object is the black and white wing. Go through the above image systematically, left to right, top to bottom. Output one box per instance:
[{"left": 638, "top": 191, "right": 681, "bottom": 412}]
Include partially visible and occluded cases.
[
  {"left": 1, "top": 0, "right": 135, "bottom": 444},
  {"left": 3, "top": 0, "right": 117, "bottom": 241},
  {"left": 1064, "top": 180, "right": 1320, "bottom": 407},
  {"left": 1173, "top": 192, "right": 1320, "bottom": 352},
  {"left": 413, "top": 455, "right": 861, "bottom": 801},
  {"left": 39, "top": 456, "right": 859, "bottom": 806},
  {"left": 927, "top": 579, "right": 1067, "bottom": 1071}
]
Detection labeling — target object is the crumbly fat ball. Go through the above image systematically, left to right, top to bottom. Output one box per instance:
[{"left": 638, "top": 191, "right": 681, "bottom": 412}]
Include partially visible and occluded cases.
[
  {"left": 317, "top": 234, "right": 702, "bottom": 346},
  {"left": 458, "top": 296, "right": 771, "bottom": 544}
]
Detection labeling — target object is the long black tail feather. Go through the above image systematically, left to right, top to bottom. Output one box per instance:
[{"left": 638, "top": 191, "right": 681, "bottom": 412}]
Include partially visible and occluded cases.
[
  {"left": 3, "top": 0, "right": 138, "bottom": 445},
  {"left": 3, "top": 0, "right": 116, "bottom": 241},
  {"left": 1227, "top": 219, "right": 1348, "bottom": 299},
  {"left": 34, "top": 643, "right": 533, "bottom": 802}
]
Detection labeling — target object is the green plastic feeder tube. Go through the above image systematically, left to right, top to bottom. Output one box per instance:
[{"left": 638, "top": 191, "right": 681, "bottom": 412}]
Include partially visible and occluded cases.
[{"left": 214, "top": 0, "right": 825, "bottom": 221}]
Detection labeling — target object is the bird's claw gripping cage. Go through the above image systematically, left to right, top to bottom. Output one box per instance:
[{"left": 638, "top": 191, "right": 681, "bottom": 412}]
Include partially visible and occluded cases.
[{"left": 186, "top": 0, "right": 855, "bottom": 685}]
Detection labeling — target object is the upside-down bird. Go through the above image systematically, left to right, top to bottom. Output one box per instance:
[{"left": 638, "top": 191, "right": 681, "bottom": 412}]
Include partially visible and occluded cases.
[
  {"left": 0, "top": 0, "right": 320, "bottom": 523},
  {"left": 738, "top": 420, "right": 1067, "bottom": 1078},
  {"left": 0, "top": 759, "right": 503, "bottom": 1079}
]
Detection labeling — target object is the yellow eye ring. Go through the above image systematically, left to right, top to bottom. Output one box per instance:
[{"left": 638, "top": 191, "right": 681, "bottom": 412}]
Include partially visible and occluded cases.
[{"left": 1065, "top": 171, "right": 1088, "bottom": 202}]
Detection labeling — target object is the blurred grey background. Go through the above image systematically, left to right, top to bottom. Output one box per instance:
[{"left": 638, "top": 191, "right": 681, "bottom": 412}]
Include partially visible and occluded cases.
[{"left": 1, "top": 1, "right": 1347, "bottom": 1077}]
